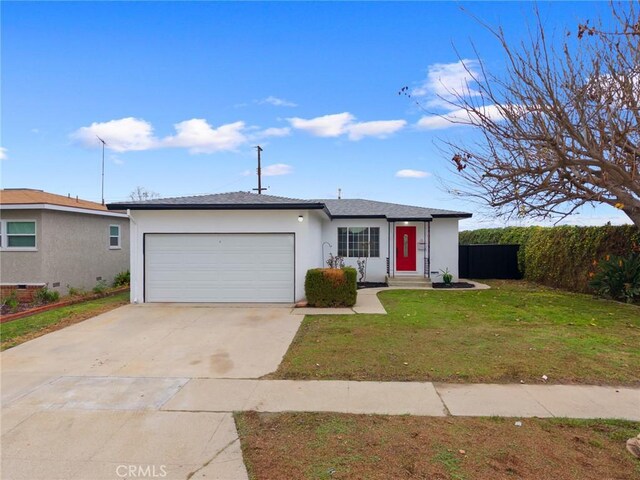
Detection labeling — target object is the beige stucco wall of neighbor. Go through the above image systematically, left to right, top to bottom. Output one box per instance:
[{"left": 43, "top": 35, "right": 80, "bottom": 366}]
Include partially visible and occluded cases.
[
  {"left": 0, "top": 209, "right": 129, "bottom": 294},
  {"left": 0, "top": 209, "right": 44, "bottom": 283}
]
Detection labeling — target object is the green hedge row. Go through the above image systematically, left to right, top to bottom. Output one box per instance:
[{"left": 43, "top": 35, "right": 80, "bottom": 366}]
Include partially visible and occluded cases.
[
  {"left": 460, "top": 225, "right": 640, "bottom": 292},
  {"left": 305, "top": 267, "right": 357, "bottom": 307}
]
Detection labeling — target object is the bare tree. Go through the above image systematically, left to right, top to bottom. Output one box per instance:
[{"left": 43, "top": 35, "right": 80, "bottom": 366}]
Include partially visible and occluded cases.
[
  {"left": 414, "top": 3, "right": 640, "bottom": 226},
  {"left": 128, "top": 186, "right": 160, "bottom": 202}
]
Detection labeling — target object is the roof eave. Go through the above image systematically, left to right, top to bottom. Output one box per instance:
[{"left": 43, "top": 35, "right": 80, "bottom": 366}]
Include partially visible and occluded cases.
[
  {"left": 431, "top": 213, "right": 473, "bottom": 219},
  {"left": 386, "top": 217, "right": 433, "bottom": 222}
]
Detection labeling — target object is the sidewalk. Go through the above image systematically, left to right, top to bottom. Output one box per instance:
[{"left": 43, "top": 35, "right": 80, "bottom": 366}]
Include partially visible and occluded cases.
[{"left": 162, "top": 378, "right": 640, "bottom": 421}]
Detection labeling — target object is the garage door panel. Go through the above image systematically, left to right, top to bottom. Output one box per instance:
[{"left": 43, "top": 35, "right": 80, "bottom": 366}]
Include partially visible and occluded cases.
[{"left": 145, "top": 234, "right": 294, "bottom": 302}]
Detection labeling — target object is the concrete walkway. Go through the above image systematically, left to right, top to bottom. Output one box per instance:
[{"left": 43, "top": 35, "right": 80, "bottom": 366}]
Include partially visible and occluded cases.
[{"left": 162, "top": 379, "right": 639, "bottom": 421}]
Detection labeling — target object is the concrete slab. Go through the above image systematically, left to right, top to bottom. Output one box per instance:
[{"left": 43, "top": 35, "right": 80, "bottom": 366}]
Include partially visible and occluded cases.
[
  {"left": 352, "top": 291, "right": 386, "bottom": 314},
  {"left": 1, "top": 373, "right": 60, "bottom": 405},
  {"left": 11, "top": 376, "right": 189, "bottom": 411},
  {"left": 162, "top": 379, "right": 260, "bottom": 412},
  {"left": 166, "top": 379, "right": 447, "bottom": 416},
  {"left": 248, "top": 380, "right": 351, "bottom": 413},
  {"left": 346, "top": 381, "right": 446, "bottom": 416},
  {"left": 435, "top": 383, "right": 553, "bottom": 417},
  {"left": 523, "top": 385, "right": 640, "bottom": 421},
  {"left": 1, "top": 406, "right": 38, "bottom": 435},
  {"left": 1, "top": 410, "right": 133, "bottom": 461},
  {"left": 92, "top": 412, "right": 231, "bottom": 465},
  {"left": 193, "top": 439, "right": 249, "bottom": 480},
  {"left": 1, "top": 458, "right": 83, "bottom": 480},
  {"left": 71, "top": 461, "right": 199, "bottom": 480}
]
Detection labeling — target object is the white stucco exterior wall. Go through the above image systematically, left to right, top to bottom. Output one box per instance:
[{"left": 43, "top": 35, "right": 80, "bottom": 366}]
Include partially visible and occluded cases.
[
  {"left": 128, "top": 209, "right": 325, "bottom": 303},
  {"left": 320, "top": 218, "right": 390, "bottom": 282},
  {"left": 429, "top": 218, "right": 460, "bottom": 281}
]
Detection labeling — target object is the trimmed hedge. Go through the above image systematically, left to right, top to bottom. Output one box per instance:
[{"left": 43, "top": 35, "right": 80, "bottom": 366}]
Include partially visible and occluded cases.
[
  {"left": 460, "top": 225, "right": 640, "bottom": 293},
  {"left": 305, "top": 267, "right": 357, "bottom": 307}
]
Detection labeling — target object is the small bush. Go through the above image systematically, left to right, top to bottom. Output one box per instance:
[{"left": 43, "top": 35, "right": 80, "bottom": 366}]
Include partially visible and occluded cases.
[
  {"left": 589, "top": 253, "right": 640, "bottom": 303},
  {"left": 305, "top": 267, "right": 357, "bottom": 307},
  {"left": 441, "top": 268, "right": 453, "bottom": 285},
  {"left": 113, "top": 270, "right": 130, "bottom": 287},
  {"left": 92, "top": 280, "right": 108, "bottom": 295},
  {"left": 66, "top": 285, "right": 86, "bottom": 297},
  {"left": 33, "top": 286, "right": 60, "bottom": 305},
  {"left": 2, "top": 291, "right": 20, "bottom": 312}
]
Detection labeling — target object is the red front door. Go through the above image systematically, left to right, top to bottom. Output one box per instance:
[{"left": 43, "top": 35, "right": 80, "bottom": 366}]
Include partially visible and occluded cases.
[{"left": 396, "top": 226, "right": 416, "bottom": 271}]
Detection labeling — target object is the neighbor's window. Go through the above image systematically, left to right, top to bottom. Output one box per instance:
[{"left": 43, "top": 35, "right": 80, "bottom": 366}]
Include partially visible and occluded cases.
[
  {"left": 1, "top": 220, "right": 37, "bottom": 249},
  {"left": 109, "top": 225, "right": 121, "bottom": 249},
  {"left": 337, "top": 227, "right": 380, "bottom": 258}
]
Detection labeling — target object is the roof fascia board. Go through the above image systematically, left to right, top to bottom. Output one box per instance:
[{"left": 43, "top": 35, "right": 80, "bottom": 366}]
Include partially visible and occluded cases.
[
  {"left": 1, "top": 203, "right": 128, "bottom": 218},
  {"left": 107, "top": 203, "right": 326, "bottom": 211},
  {"left": 431, "top": 213, "right": 473, "bottom": 219}
]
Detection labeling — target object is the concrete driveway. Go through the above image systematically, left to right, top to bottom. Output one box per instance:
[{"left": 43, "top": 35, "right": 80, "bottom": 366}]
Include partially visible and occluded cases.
[{"left": 1, "top": 304, "right": 302, "bottom": 480}]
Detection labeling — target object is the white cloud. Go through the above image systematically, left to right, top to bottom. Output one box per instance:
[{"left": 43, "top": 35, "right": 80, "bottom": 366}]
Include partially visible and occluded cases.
[
  {"left": 412, "top": 59, "right": 481, "bottom": 109},
  {"left": 259, "top": 96, "right": 297, "bottom": 107},
  {"left": 416, "top": 104, "right": 505, "bottom": 130},
  {"left": 288, "top": 112, "right": 406, "bottom": 140},
  {"left": 288, "top": 112, "right": 355, "bottom": 137},
  {"left": 70, "top": 117, "right": 157, "bottom": 152},
  {"left": 162, "top": 119, "right": 247, "bottom": 154},
  {"left": 348, "top": 120, "right": 407, "bottom": 140},
  {"left": 254, "top": 127, "right": 291, "bottom": 139},
  {"left": 31, "top": 128, "right": 40, "bottom": 134},
  {"left": 0, "top": 147, "right": 7, "bottom": 160},
  {"left": 262, "top": 163, "right": 293, "bottom": 176},
  {"left": 395, "top": 169, "right": 431, "bottom": 178}
]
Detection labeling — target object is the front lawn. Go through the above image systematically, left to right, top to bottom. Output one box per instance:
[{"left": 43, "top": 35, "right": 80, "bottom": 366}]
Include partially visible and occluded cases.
[
  {"left": 273, "top": 281, "right": 640, "bottom": 385},
  {"left": 0, "top": 291, "right": 129, "bottom": 350},
  {"left": 236, "top": 412, "right": 640, "bottom": 480}
]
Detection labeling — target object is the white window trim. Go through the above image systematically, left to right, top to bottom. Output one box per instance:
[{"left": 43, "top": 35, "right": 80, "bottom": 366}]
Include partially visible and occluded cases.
[
  {"left": 0, "top": 219, "right": 38, "bottom": 251},
  {"left": 109, "top": 224, "right": 121, "bottom": 250},
  {"left": 337, "top": 226, "right": 380, "bottom": 258}
]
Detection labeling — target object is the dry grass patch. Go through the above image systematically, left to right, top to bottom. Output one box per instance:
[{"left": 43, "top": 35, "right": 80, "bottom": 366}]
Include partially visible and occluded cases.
[{"left": 236, "top": 412, "right": 640, "bottom": 480}]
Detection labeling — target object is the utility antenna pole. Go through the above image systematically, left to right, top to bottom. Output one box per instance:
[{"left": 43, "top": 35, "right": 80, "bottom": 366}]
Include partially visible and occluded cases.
[
  {"left": 96, "top": 136, "right": 107, "bottom": 204},
  {"left": 252, "top": 145, "right": 267, "bottom": 194}
]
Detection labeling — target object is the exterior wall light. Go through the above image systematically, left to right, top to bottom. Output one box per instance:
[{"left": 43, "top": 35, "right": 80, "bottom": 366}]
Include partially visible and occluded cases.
[
  {"left": 298, "top": 215, "right": 304, "bottom": 222},
  {"left": 404, "top": 221, "right": 409, "bottom": 225}
]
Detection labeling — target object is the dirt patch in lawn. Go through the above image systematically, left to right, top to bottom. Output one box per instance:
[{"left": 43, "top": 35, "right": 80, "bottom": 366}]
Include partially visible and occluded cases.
[{"left": 236, "top": 412, "right": 640, "bottom": 480}]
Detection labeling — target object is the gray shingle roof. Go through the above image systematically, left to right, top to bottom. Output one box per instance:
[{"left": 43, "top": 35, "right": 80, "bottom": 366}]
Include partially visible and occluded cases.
[
  {"left": 107, "top": 191, "right": 471, "bottom": 219},
  {"left": 109, "top": 191, "right": 323, "bottom": 208},
  {"left": 318, "top": 199, "right": 470, "bottom": 219}
]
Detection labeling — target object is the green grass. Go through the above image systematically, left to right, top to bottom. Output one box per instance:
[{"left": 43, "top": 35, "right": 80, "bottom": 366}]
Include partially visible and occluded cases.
[
  {"left": 274, "top": 281, "right": 640, "bottom": 384},
  {"left": 1, "top": 292, "right": 129, "bottom": 350}
]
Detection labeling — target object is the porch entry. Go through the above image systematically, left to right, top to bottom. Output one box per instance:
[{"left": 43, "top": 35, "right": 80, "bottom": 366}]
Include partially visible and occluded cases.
[{"left": 395, "top": 225, "right": 416, "bottom": 271}]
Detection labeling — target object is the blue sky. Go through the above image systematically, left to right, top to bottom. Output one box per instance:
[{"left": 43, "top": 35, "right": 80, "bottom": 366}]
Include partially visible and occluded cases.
[{"left": 1, "top": 1, "right": 629, "bottom": 228}]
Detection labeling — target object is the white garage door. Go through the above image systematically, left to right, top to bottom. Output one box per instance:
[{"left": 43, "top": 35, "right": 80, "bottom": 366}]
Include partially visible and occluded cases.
[{"left": 145, "top": 233, "right": 294, "bottom": 303}]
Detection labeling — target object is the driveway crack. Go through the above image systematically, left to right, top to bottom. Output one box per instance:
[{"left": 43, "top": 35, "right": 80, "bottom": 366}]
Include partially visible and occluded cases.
[{"left": 185, "top": 437, "right": 239, "bottom": 480}]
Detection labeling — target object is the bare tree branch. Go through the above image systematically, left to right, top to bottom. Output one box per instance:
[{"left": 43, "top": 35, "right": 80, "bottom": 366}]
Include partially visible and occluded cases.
[{"left": 414, "top": 2, "right": 640, "bottom": 226}]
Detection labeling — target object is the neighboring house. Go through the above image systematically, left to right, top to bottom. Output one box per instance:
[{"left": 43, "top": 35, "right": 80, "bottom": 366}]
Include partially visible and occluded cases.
[
  {"left": 0, "top": 189, "right": 130, "bottom": 299},
  {"left": 108, "top": 191, "right": 471, "bottom": 304}
]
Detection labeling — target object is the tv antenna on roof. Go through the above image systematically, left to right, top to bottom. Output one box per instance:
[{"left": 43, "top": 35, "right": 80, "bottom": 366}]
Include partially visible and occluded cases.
[
  {"left": 96, "top": 136, "right": 107, "bottom": 205},
  {"left": 252, "top": 145, "right": 268, "bottom": 194}
]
